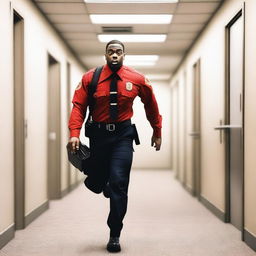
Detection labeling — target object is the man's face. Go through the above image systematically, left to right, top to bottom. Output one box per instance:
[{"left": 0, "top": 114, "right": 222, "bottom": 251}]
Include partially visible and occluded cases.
[{"left": 105, "top": 43, "right": 125, "bottom": 71}]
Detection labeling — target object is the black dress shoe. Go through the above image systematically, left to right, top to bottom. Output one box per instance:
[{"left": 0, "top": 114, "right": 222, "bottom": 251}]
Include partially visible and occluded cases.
[
  {"left": 103, "top": 183, "right": 110, "bottom": 198},
  {"left": 107, "top": 237, "right": 121, "bottom": 253}
]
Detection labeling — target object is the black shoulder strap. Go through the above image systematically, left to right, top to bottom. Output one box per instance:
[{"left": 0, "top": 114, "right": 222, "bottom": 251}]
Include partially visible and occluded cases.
[{"left": 88, "top": 66, "right": 103, "bottom": 115}]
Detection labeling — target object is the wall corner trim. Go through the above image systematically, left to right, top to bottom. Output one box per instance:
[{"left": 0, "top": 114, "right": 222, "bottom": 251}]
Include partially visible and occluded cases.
[
  {"left": 200, "top": 195, "right": 225, "bottom": 222},
  {"left": 25, "top": 200, "right": 49, "bottom": 227},
  {"left": 0, "top": 224, "right": 15, "bottom": 249},
  {"left": 244, "top": 229, "right": 256, "bottom": 252}
]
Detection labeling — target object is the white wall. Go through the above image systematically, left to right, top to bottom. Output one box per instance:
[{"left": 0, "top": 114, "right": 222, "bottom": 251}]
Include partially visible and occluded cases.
[
  {"left": 0, "top": 0, "right": 85, "bottom": 235},
  {"left": 0, "top": 0, "right": 15, "bottom": 232},
  {"left": 169, "top": 0, "right": 256, "bottom": 242},
  {"left": 170, "top": 0, "right": 244, "bottom": 211},
  {"left": 244, "top": 0, "right": 256, "bottom": 238},
  {"left": 132, "top": 81, "right": 171, "bottom": 169}
]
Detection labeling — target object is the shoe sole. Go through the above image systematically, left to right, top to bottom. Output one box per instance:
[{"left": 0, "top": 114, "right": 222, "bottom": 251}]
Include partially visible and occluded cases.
[{"left": 107, "top": 245, "right": 121, "bottom": 253}]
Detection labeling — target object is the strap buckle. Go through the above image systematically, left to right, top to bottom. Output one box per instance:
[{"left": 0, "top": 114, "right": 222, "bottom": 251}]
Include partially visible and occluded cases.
[{"left": 106, "top": 123, "right": 115, "bottom": 131}]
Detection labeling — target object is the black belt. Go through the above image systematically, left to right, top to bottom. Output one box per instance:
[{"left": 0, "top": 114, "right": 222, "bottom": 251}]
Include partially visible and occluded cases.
[{"left": 92, "top": 119, "right": 131, "bottom": 132}]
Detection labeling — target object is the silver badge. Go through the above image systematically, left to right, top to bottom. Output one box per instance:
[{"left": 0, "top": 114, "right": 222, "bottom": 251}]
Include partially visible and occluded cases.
[{"left": 126, "top": 82, "right": 133, "bottom": 91}]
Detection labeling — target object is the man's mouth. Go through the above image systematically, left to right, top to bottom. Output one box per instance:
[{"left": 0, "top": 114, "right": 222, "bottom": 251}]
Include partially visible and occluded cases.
[{"left": 111, "top": 61, "right": 118, "bottom": 64}]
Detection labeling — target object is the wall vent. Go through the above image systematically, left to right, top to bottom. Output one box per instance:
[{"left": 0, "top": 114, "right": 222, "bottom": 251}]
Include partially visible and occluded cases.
[{"left": 102, "top": 26, "right": 133, "bottom": 33}]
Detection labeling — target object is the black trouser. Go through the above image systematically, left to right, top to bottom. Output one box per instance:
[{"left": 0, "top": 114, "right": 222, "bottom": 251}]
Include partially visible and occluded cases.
[{"left": 84, "top": 122, "right": 134, "bottom": 237}]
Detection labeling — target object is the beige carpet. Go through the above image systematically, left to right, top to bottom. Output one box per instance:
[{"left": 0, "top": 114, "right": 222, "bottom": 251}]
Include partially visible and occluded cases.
[{"left": 1, "top": 170, "right": 255, "bottom": 256}]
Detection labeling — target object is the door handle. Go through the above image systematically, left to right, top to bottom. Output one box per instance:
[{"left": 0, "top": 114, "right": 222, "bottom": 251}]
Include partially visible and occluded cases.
[
  {"left": 214, "top": 120, "right": 242, "bottom": 144},
  {"left": 214, "top": 125, "right": 242, "bottom": 130},
  {"left": 189, "top": 131, "right": 200, "bottom": 137}
]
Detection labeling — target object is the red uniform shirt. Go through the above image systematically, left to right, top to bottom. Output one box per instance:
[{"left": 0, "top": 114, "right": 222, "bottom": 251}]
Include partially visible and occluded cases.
[{"left": 69, "top": 64, "right": 162, "bottom": 138}]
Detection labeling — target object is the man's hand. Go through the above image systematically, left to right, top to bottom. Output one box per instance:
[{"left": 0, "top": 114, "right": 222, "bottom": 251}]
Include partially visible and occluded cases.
[
  {"left": 151, "top": 136, "right": 162, "bottom": 151},
  {"left": 68, "top": 137, "right": 80, "bottom": 153}
]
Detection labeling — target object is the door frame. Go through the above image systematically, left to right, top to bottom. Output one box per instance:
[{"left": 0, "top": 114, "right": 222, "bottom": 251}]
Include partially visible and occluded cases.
[
  {"left": 224, "top": 8, "right": 245, "bottom": 240},
  {"left": 13, "top": 10, "right": 25, "bottom": 230},
  {"left": 47, "top": 54, "right": 61, "bottom": 199},
  {"left": 192, "top": 59, "right": 201, "bottom": 199},
  {"left": 66, "top": 62, "right": 71, "bottom": 191},
  {"left": 183, "top": 71, "right": 187, "bottom": 187},
  {"left": 176, "top": 82, "right": 180, "bottom": 180},
  {"left": 172, "top": 83, "right": 179, "bottom": 179},
  {"left": 170, "top": 87, "right": 173, "bottom": 171}
]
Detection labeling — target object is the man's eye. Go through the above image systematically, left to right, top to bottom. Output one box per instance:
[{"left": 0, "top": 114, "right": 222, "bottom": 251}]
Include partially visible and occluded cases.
[
  {"left": 116, "top": 50, "right": 123, "bottom": 55},
  {"left": 108, "top": 51, "right": 114, "bottom": 55}
]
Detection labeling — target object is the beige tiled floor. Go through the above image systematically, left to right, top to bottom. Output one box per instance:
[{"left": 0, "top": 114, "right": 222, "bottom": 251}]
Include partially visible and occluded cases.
[{"left": 1, "top": 170, "right": 256, "bottom": 256}]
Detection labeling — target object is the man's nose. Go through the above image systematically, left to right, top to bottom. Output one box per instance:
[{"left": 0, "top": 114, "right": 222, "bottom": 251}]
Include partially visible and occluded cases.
[{"left": 112, "top": 53, "right": 118, "bottom": 58}]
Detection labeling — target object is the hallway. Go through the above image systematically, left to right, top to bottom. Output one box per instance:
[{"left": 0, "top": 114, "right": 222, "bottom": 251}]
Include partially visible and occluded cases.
[{"left": 1, "top": 170, "right": 255, "bottom": 256}]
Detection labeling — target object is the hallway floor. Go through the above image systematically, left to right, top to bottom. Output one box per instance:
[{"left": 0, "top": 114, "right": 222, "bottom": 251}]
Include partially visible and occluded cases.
[{"left": 1, "top": 170, "right": 255, "bottom": 256}]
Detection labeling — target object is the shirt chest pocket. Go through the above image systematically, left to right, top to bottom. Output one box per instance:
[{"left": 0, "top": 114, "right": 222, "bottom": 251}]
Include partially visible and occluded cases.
[
  {"left": 119, "top": 89, "right": 138, "bottom": 100},
  {"left": 93, "top": 90, "right": 109, "bottom": 106},
  {"left": 94, "top": 90, "right": 108, "bottom": 98}
]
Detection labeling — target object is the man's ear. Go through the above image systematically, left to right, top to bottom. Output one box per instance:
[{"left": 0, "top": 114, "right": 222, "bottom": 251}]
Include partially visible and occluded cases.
[{"left": 123, "top": 53, "right": 125, "bottom": 60}]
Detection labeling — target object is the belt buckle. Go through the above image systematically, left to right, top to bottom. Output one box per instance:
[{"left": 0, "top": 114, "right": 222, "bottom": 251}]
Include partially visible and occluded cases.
[{"left": 106, "top": 123, "right": 115, "bottom": 131}]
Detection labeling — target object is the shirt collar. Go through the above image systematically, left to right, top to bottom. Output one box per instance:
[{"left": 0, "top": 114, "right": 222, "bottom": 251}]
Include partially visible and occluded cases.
[{"left": 98, "top": 64, "right": 124, "bottom": 83}]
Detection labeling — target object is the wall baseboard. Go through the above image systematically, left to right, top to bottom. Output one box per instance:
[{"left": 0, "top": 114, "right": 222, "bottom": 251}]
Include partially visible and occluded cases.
[
  {"left": 62, "top": 178, "right": 83, "bottom": 197},
  {"left": 69, "top": 179, "right": 83, "bottom": 192},
  {"left": 70, "top": 181, "right": 78, "bottom": 192},
  {"left": 184, "top": 184, "right": 194, "bottom": 196},
  {"left": 61, "top": 187, "right": 69, "bottom": 198},
  {"left": 200, "top": 195, "right": 225, "bottom": 222},
  {"left": 25, "top": 200, "right": 49, "bottom": 227},
  {"left": 0, "top": 224, "right": 15, "bottom": 249},
  {"left": 244, "top": 229, "right": 256, "bottom": 252}
]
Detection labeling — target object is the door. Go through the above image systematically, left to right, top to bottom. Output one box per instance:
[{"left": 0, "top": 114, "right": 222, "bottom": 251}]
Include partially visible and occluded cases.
[
  {"left": 13, "top": 11, "right": 25, "bottom": 230},
  {"left": 228, "top": 12, "right": 244, "bottom": 231},
  {"left": 47, "top": 55, "right": 61, "bottom": 199},
  {"left": 191, "top": 59, "right": 201, "bottom": 198},
  {"left": 178, "top": 72, "right": 187, "bottom": 185},
  {"left": 183, "top": 72, "right": 187, "bottom": 186},
  {"left": 172, "top": 84, "right": 179, "bottom": 179}
]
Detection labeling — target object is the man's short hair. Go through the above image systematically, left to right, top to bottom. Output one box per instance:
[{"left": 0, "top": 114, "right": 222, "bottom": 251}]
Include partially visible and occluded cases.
[{"left": 106, "top": 40, "right": 125, "bottom": 52}]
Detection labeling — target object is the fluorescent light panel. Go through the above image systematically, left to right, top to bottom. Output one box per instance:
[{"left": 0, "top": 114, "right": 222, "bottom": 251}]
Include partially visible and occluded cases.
[
  {"left": 85, "top": 0, "right": 178, "bottom": 3},
  {"left": 90, "top": 14, "right": 172, "bottom": 24},
  {"left": 98, "top": 34, "right": 166, "bottom": 42}
]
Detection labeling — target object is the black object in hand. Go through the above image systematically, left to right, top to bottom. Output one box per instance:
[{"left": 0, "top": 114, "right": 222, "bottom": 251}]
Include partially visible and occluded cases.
[{"left": 66, "top": 143, "right": 90, "bottom": 175}]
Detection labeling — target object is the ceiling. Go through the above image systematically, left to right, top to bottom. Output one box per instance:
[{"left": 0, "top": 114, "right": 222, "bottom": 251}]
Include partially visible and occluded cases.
[{"left": 33, "top": 0, "right": 223, "bottom": 81}]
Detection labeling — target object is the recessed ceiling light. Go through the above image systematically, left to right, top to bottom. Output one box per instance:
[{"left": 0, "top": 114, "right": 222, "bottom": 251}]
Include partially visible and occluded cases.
[
  {"left": 85, "top": 0, "right": 178, "bottom": 3},
  {"left": 90, "top": 14, "right": 172, "bottom": 24},
  {"left": 98, "top": 34, "right": 166, "bottom": 43}
]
